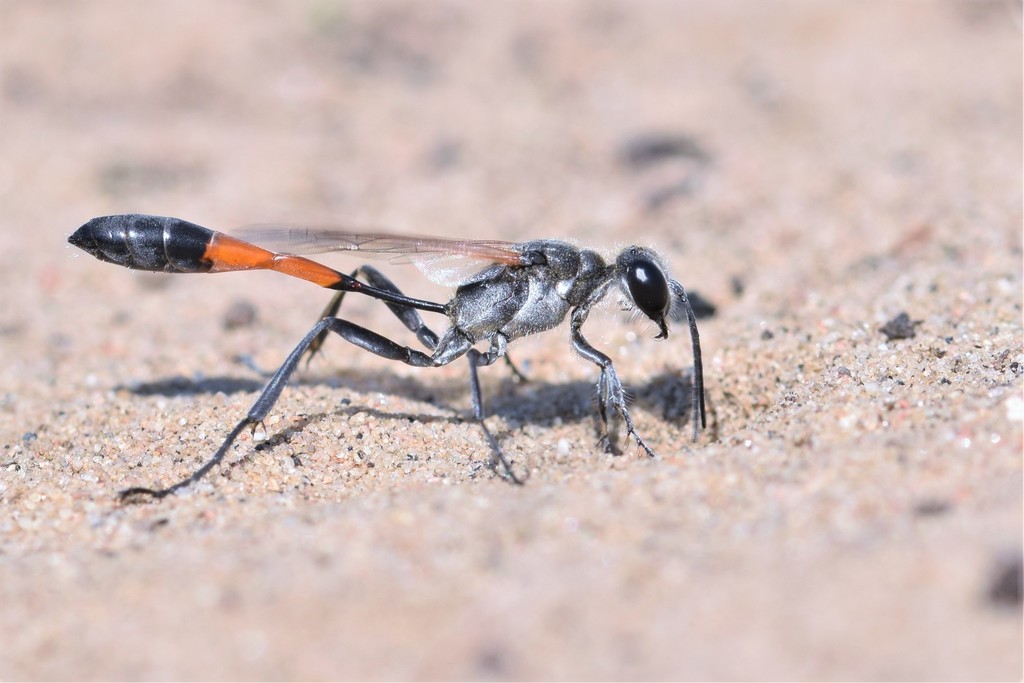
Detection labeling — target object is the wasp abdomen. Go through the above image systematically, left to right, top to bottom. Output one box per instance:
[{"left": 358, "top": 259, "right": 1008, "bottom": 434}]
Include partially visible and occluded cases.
[{"left": 68, "top": 214, "right": 216, "bottom": 273}]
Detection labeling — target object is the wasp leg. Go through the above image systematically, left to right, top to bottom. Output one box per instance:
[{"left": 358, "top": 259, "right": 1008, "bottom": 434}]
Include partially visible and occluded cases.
[
  {"left": 304, "top": 266, "right": 444, "bottom": 366},
  {"left": 305, "top": 266, "right": 527, "bottom": 384},
  {"left": 307, "top": 267, "right": 524, "bottom": 485},
  {"left": 335, "top": 268, "right": 526, "bottom": 484},
  {"left": 303, "top": 289, "right": 345, "bottom": 367},
  {"left": 570, "top": 307, "right": 655, "bottom": 458},
  {"left": 120, "top": 316, "right": 442, "bottom": 502},
  {"left": 465, "top": 336, "right": 523, "bottom": 484},
  {"left": 502, "top": 354, "right": 530, "bottom": 383},
  {"left": 595, "top": 370, "right": 622, "bottom": 453}
]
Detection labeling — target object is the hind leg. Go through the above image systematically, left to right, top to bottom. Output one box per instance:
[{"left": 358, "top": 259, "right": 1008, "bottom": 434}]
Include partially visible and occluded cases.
[
  {"left": 305, "top": 265, "right": 439, "bottom": 366},
  {"left": 305, "top": 266, "right": 528, "bottom": 384},
  {"left": 121, "top": 314, "right": 445, "bottom": 501}
]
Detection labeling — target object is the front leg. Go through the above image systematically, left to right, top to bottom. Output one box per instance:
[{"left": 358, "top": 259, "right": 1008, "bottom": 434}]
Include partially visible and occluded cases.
[
  {"left": 570, "top": 307, "right": 655, "bottom": 457},
  {"left": 596, "top": 368, "right": 620, "bottom": 453}
]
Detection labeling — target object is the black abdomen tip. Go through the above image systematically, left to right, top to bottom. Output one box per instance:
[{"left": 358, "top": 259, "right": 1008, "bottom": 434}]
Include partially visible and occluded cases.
[{"left": 69, "top": 214, "right": 215, "bottom": 273}]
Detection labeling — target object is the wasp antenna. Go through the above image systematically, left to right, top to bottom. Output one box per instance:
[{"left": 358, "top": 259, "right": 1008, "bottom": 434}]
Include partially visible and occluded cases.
[{"left": 679, "top": 287, "right": 707, "bottom": 440}]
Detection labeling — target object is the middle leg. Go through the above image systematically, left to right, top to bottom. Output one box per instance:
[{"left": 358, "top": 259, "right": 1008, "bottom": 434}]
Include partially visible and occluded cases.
[
  {"left": 305, "top": 266, "right": 529, "bottom": 385},
  {"left": 307, "top": 266, "right": 525, "bottom": 483},
  {"left": 466, "top": 335, "right": 523, "bottom": 484}
]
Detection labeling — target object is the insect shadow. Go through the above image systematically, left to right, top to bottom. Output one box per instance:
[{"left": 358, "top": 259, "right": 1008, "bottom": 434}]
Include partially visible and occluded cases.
[{"left": 119, "top": 365, "right": 702, "bottom": 449}]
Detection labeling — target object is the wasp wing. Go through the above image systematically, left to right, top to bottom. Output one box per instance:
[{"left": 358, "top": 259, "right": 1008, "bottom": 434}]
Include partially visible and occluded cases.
[{"left": 233, "top": 226, "right": 525, "bottom": 287}]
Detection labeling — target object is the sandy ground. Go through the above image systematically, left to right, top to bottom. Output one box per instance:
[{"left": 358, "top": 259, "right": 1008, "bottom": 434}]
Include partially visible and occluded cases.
[{"left": 1, "top": 1, "right": 1021, "bottom": 680}]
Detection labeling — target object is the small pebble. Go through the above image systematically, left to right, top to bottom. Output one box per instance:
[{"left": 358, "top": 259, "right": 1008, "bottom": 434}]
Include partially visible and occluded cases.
[
  {"left": 222, "top": 300, "right": 258, "bottom": 330},
  {"left": 880, "top": 312, "right": 920, "bottom": 340},
  {"left": 987, "top": 555, "right": 1023, "bottom": 607}
]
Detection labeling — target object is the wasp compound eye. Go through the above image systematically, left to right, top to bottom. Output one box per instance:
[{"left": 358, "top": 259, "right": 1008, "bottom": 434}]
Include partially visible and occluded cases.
[{"left": 625, "top": 258, "right": 670, "bottom": 321}]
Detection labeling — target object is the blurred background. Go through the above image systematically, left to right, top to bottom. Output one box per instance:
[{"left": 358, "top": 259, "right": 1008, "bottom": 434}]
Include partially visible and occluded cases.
[
  {"left": 1, "top": 1, "right": 1020, "bottom": 679},
  {"left": 3, "top": 1, "right": 1020, "bottom": 307},
  {"left": 4, "top": 1, "right": 1018, "bottom": 390}
]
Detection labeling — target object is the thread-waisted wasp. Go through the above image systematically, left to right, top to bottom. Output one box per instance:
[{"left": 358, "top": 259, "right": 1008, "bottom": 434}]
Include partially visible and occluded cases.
[{"left": 68, "top": 214, "right": 705, "bottom": 500}]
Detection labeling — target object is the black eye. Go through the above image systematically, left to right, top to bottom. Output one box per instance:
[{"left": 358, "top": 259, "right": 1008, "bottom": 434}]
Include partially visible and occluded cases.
[{"left": 626, "top": 258, "right": 670, "bottom": 320}]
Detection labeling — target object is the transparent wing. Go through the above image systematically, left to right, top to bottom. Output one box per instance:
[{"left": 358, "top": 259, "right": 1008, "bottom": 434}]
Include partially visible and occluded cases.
[{"left": 233, "top": 225, "right": 525, "bottom": 287}]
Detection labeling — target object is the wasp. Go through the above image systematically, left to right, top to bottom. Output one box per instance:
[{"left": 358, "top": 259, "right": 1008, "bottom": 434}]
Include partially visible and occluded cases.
[{"left": 69, "top": 214, "right": 705, "bottom": 499}]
